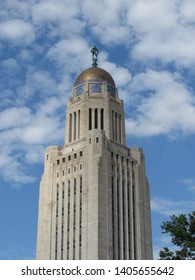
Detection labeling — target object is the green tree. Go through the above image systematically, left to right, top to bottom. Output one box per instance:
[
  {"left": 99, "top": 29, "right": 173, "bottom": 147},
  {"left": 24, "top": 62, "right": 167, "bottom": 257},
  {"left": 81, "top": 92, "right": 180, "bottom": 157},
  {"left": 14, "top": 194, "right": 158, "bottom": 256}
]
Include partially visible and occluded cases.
[{"left": 159, "top": 211, "right": 195, "bottom": 260}]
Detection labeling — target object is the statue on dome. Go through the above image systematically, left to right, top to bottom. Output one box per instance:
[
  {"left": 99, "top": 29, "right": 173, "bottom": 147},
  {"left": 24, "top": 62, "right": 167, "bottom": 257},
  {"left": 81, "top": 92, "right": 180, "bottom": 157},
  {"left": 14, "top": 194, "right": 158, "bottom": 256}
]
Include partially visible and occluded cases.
[{"left": 91, "top": 45, "right": 99, "bottom": 67}]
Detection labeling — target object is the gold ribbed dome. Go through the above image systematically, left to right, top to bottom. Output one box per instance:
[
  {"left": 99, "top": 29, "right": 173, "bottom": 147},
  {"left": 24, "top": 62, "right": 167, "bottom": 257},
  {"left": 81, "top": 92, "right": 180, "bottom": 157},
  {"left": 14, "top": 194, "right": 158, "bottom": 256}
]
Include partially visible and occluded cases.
[{"left": 74, "top": 67, "right": 115, "bottom": 87}]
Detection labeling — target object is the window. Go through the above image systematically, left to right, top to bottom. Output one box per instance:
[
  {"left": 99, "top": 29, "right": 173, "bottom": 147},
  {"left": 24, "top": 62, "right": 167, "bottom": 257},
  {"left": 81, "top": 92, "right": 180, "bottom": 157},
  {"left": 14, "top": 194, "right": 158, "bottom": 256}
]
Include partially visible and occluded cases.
[
  {"left": 89, "top": 83, "right": 102, "bottom": 93},
  {"left": 75, "top": 84, "right": 84, "bottom": 96},
  {"left": 107, "top": 85, "right": 115, "bottom": 97},
  {"left": 89, "top": 108, "right": 92, "bottom": 130},
  {"left": 94, "top": 108, "right": 98, "bottom": 129},
  {"left": 101, "top": 108, "right": 104, "bottom": 129},
  {"left": 78, "top": 110, "right": 80, "bottom": 139},
  {"left": 74, "top": 112, "right": 76, "bottom": 141},
  {"left": 69, "top": 114, "right": 72, "bottom": 142},
  {"left": 96, "top": 137, "right": 99, "bottom": 143},
  {"left": 80, "top": 151, "right": 83, "bottom": 157},
  {"left": 74, "top": 153, "right": 77, "bottom": 159},
  {"left": 68, "top": 155, "right": 71, "bottom": 161},
  {"left": 62, "top": 157, "right": 65, "bottom": 163},
  {"left": 57, "top": 160, "right": 60, "bottom": 165},
  {"left": 62, "top": 183, "right": 65, "bottom": 199}
]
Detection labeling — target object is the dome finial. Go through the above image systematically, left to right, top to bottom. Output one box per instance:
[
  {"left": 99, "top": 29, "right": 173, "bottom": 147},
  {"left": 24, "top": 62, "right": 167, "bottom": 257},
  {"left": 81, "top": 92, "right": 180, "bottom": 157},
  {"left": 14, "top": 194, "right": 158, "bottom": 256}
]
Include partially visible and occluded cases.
[{"left": 91, "top": 45, "right": 99, "bottom": 67}]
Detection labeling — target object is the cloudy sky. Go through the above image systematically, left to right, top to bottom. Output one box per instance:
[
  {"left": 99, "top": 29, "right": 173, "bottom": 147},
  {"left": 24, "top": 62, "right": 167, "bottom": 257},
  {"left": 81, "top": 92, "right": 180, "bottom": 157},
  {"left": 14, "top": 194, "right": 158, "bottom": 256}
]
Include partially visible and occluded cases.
[{"left": 0, "top": 0, "right": 195, "bottom": 260}]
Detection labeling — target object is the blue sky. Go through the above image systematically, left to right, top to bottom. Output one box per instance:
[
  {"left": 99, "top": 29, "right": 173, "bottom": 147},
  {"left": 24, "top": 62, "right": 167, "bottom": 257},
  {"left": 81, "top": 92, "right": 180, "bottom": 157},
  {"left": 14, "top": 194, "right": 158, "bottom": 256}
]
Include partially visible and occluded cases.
[{"left": 0, "top": 0, "right": 195, "bottom": 260}]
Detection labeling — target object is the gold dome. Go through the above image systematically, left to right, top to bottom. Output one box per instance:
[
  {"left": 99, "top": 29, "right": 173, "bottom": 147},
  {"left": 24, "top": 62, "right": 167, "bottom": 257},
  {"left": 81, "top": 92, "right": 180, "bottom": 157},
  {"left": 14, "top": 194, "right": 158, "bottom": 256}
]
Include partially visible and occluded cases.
[{"left": 74, "top": 67, "right": 115, "bottom": 87}]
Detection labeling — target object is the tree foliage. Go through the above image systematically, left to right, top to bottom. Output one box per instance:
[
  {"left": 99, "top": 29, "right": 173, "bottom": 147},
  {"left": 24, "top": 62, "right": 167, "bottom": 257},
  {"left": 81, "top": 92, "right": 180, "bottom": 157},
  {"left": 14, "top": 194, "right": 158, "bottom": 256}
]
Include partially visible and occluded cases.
[{"left": 159, "top": 211, "right": 195, "bottom": 260}]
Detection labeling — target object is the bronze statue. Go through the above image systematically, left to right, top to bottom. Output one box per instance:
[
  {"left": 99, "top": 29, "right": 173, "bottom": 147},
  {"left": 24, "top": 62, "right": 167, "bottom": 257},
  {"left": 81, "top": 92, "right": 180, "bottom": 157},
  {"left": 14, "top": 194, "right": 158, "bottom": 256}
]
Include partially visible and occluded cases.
[{"left": 91, "top": 46, "right": 99, "bottom": 67}]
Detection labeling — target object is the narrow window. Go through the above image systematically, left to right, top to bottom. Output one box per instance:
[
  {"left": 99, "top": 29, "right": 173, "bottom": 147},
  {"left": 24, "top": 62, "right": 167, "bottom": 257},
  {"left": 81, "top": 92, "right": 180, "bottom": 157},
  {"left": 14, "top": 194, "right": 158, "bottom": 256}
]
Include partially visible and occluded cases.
[
  {"left": 89, "top": 108, "right": 92, "bottom": 130},
  {"left": 94, "top": 108, "right": 98, "bottom": 129},
  {"left": 101, "top": 108, "right": 104, "bottom": 130},
  {"left": 78, "top": 109, "right": 80, "bottom": 139},
  {"left": 74, "top": 111, "right": 77, "bottom": 141},
  {"left": 112, "top": 111, "right": 114, "bottom": 140},
  {"left": 115, "top": 112, "right": 118, "bottom": 142},
  {"left": 69, "top": 113, "right": 72, "bottom": 142},
  {"left": 119, "top": 114, "right": 122, "bottom": 143},
  {"left": 62, "top": 182, "right": 65, "bottom": 199}
]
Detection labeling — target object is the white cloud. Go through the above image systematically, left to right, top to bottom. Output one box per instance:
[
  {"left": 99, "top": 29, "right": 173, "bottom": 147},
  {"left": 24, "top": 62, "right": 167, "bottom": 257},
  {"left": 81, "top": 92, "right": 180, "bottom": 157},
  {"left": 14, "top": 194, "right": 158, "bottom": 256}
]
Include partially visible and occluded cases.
[
  {"left": 0, "top": 0, "right": 194, "bottom": 67},
  {"left": 0, "top": 0, "right": 31, "bottom": 20},
  {"left": 31, "top": 0, "right": 84, "bottom": 38},
  {"left": 32, "top": 0, "right": 79, "bottom": 23},
  {"left": 77, "top": 0, "right": 195, "bottom": 66},
  {"left": 80, "top": 0, "right": 131, "bottom": 44},
  {"left": 127, "top": 0, "right": 195, "bottom": 66},
  {"left": 179, "top": 0, "right": 195, "bottom": 24},
  {"left": 0, "top": 19, "right": 35, "bottom": 44},
  {"left": 47, "top": 38, "right": 90, "bottom": 73},
  {"left": 1, "top": 58, "right": 20, "bottom": 70},
  {"left": 101, "top": 60, "right": 132, "bottom": 87},
  {"left": 18, "top": 69, "right": 60, "bottom": 102},
  {"left": 125, "top": 69, "right": 195, "bottom": 137},
  {"left": 37, "top": 97, "right": 63, "bottom": 116},
  {"left": 0, "top": 101, "right": 64, "bottom": 186},
  {"left": 0, "top": 105, "right": 63, "bottom": 147},
  {"left": 0, "top": 107, "right": 32, "bottom": 130},
  {"left": 22, "top": 114, "right": 63, "bottom": 145},
  {"left": 23, "top": 145, "right": 45, "bottom": 165},
  {"left": 0, "top": 148, "right": 36, "bottom": 186},
  {"left": 178, "top": 178, "right": 195, "bottom": 193},
  {"left": 151, "top": 197, "right": 195, "bottom": 216}
]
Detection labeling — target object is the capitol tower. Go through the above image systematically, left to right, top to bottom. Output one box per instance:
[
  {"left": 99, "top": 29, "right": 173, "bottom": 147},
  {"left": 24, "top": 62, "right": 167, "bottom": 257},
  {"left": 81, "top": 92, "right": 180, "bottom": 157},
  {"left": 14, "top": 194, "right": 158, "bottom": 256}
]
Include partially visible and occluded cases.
[{"left": 36, "top": 47, "right": 153, "bottom": 260}]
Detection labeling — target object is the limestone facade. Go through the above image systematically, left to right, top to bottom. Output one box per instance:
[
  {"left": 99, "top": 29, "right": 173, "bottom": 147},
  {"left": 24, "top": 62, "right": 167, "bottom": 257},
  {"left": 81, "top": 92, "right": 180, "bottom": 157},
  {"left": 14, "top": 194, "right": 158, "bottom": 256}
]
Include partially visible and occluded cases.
[{"left": 36, "top": 67, "right": 153, "bottom": 260}]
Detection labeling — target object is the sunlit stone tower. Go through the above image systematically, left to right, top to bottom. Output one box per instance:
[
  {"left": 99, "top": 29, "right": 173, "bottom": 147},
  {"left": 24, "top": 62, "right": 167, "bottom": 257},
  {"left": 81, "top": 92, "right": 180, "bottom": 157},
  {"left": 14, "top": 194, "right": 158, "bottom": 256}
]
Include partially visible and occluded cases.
[{"left": 36, "top": 47, "right": 153, "bottom": 260}]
